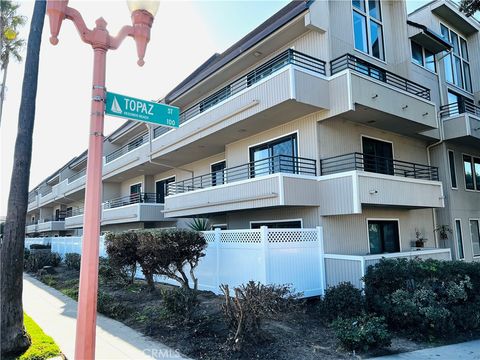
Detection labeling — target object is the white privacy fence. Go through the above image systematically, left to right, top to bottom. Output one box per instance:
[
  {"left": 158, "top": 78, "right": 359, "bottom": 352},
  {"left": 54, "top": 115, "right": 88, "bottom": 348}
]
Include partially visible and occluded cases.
[
  {"left": 25, "top": 230, "right": 452, "bottom": 297},
  {"left": 25, "top": 236, "right": 107, "bottom": 258}
]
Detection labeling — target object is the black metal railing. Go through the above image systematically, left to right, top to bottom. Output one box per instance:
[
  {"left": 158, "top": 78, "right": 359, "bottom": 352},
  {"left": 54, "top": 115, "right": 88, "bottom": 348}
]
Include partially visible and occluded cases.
[
  {"left": 154, "top": 49, "right": 326, "bottom": 139},
  {"left": 330, "top": 54, "right": 431, "bottom": 100},
  {"left": 440, "top": 100, "right": 480, "bottom": 118},
  {"left": 105, "top": 132, "right": 149, "bottom": 163},
  {"left": 320, "top": 152, "right": 438, "bottom": 181},
  {"left": 167, "top": 155, "right": 317, "bottom": 196},
  {"left": 68, "top": 169, "right": 86, "bottom": 183},
  {"left": 103, "top": 192, "right": 160, "bottom": 209},
  {"left": 65, "top": 207, "right": 84, "bottom": 218}
]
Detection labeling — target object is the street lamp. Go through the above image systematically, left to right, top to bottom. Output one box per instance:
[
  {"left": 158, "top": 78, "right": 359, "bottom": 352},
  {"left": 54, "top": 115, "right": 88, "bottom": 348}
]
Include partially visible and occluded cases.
[{"left": 46, "top": 1, "right": 158, "bottom": 358}]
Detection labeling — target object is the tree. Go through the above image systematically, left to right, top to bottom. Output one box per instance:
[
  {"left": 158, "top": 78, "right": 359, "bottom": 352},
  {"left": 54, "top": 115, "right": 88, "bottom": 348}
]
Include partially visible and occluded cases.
[
  {"left": 0, "top": 0, "right": 46, "bottom": 356},
  {"left": 0, "top": 0, "right": 26, "bottom": 125},
  {"left": 459, "top": 0, "right": 480, "bottom": 17},
  {"left": 136, "top": 229, "right": 207, "bottom": 291},
  {"left": 104, "top": 231, "right": 138, "bottom": 284}
]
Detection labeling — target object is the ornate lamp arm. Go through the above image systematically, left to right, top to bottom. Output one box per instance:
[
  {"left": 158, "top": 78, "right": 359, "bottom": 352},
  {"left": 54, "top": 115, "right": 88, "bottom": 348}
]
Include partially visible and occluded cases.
[
  {"left": 65, "top": 7, "right": 93, "bottom": 45},
  {"left": 109, "top": 25, "right": 135, "bottom": 50}
]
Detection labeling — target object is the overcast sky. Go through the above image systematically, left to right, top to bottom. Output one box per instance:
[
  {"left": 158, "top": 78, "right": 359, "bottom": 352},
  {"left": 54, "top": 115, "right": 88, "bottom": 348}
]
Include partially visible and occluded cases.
[{"left": 0, "top": 0, "right": 432, "bottom": 216}]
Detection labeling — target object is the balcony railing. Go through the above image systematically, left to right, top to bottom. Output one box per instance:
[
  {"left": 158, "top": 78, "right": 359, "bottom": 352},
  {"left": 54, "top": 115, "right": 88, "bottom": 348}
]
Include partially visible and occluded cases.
[
  {"left": 154, "top": 49, "right": 327, "bottom": 139},
  {"left": 330, "top": 54, "right": 431, "bottom": 101},
  {"left": 440, "top": 100, "right": 480, "bottom": 118},
  {"left": 105, "top": 132, "right": 149, "bottom": 163},
  {"left": 320, "top": 152, "right": 438, "bottom": 181},
  {"left": 167, "top": 154, "right": 317, "bottom": 196},
  {"left": 68, "top": 169, "right": 86, "bottom": 183},
  {"left": 103, "top": 192, "right": 160, "bottom": 210},
  {"left": 65, "top": 207, "right": 84, "bottom": 218}
]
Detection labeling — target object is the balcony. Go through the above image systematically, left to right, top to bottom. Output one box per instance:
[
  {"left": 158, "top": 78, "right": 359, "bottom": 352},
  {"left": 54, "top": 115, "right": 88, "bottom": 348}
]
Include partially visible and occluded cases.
[
  {"left": 103, "top": 50, "right": 328, "bottom": 173},
  {"left": 329, "top": 54, "right": 437, "bottom": 135},
  {"left": 441, "top": 101, "right": 480, "bottom": 145},
  {"left": 105, "top": 133, "right": 149, "bottom": 164},
  {"left": 318, "top": 153, "right": 444, "bottom": 215},
  {"left": 164, "top": 155, "right": 320, "bottom": 218},
  {"left": 102, "top": 192, "right": 168, "bottom": 225},
  {"left": 64, "top": 207, "right": 84, "bottom": 229},
  {"left": 36, "top": 220, "right": 65, "bottom": 233},
  {"left": 25, "top": 222, "right": 38, "bottom": 234}
]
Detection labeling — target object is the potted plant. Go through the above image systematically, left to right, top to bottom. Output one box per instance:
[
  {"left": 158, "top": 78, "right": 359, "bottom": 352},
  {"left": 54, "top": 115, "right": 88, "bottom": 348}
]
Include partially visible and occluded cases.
[{"left": 413, "top": 229, "right": 428, "bottom": 248}]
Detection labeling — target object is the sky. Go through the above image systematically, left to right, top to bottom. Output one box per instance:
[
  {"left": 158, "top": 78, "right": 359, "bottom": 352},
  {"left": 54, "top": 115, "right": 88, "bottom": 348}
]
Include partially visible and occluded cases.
[{"left": 0, "top": 0, "right": 443, "bottom": 216}]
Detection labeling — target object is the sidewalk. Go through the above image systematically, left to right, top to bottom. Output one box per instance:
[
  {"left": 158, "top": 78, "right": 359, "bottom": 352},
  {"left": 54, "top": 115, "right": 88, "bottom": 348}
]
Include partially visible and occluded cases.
[
  {"left": 23, "top": 274, "right": 189, "bottom": 360},
  {"left": 373, "top": 339, "right": 480, "bottom": 360}
]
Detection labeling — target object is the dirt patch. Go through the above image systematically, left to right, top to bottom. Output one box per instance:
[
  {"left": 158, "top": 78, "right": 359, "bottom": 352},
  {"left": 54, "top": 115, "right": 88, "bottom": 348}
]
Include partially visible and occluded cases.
[{"left": 33, "top": 266, "right": 427, "bottom": 360}]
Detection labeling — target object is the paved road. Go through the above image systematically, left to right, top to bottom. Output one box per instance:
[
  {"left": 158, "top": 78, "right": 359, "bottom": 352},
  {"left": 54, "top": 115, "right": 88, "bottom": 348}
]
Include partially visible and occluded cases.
[
  {"left": 23, "top": 274, "right": 189, "bottom": 360},
  {"left": 373, "top": 339, "right": 480, "bottom": 360}
]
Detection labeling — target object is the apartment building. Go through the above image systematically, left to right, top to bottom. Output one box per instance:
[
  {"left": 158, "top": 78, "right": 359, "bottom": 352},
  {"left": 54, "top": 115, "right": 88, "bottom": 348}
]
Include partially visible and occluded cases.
[{"left": 25, "top": 0, "right": 479, "bottom": 262}]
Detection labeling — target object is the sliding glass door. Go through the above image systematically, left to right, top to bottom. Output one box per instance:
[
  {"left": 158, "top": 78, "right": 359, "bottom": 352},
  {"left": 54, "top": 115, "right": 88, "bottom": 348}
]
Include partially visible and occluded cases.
[{"left": 249, "top": 134, "right": 297, "bottom": 177}]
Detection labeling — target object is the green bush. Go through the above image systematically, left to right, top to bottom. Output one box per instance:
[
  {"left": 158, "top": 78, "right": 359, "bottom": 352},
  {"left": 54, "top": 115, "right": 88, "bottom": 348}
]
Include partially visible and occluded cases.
[
  {"left": 104, "top": 231, "right": 138, "bottom": 284},
  {"left": 24, "top": 251, "right": 58, "bottom": 273},
  {"left": 50, "top": 252, "right": 61, "bottom": 267},
  {"left": 64, "top": 253, "right": 81, "bottom": 271},
  {"left": 364, "top": 258, "right": 480, "bottom": 340},
  {"left": 321, "top": 282, "right": 364, "bottom": 322},
  {"left": 161, "top": 287, "right": 198, "bottom": 321},
  {"left": 97, "top": 291, "right": 130, "bottom": 320},
  {"left": 19, "top": 313, "right": 61, "bottom": 360},
  {"left": 333, "top": 315, "right": 391, "bottom": 352}
]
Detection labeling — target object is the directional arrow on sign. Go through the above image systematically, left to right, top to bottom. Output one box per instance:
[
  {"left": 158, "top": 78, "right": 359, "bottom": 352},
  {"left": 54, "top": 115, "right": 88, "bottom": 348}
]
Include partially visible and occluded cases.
[{"left": 105, "top": 91, "right": 180, "bottom": 128}]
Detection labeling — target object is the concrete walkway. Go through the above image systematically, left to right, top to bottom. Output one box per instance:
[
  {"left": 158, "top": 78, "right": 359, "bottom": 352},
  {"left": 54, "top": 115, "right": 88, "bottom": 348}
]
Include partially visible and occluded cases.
[
  {"left": 23, "top": 274, "right": 189, "bottom": 360},
  {"left": 373, "top": 339, "right": 480, "bottom": 359}
]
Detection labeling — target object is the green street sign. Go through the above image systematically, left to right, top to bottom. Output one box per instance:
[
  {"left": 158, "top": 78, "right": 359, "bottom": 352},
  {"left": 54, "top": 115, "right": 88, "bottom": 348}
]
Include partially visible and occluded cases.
[{"left": 105, "top": 91, "right": 179, "bottom": 128}]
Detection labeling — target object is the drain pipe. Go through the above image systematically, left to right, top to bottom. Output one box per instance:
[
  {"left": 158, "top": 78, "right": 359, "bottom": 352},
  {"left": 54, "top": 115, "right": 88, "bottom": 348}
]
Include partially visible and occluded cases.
[{"left": 146, "top": 124, "right": 194, "bottom": 178}]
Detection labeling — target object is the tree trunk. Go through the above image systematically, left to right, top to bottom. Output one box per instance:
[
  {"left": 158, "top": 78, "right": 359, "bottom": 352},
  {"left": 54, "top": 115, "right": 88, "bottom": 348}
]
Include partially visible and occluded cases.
[{"left": 0, "top": 1, "right": 46, "bottom": 356}]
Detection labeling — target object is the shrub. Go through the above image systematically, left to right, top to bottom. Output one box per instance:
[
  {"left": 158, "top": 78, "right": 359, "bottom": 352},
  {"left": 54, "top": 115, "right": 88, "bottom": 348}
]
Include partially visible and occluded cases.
[
  {"left": 136, "top": 229, "right": 207, "bottom": 290},
  {"left": 104, "top": 231, "right": 138, "bottom": 284},
  {"left": 29, "top": 244, "right": 51, "bottom": 250},
  {"left": 25, "top": 250, "right": 56, "bottom": 273},
  {"left": 50, "top": 252, "right": 61, "bottom": 267},
  {"left": 64, "top": 253, "right": 81, "bottom": 271},
  {"left": 364, "top": 258, "right": 480, "bottom": 340},
  {"left": 220, "top": 281, "right": 296, "bottom": 351},
  {"left": 321, "top": 282, "right": 364, "bottom": 322},
  {"left": 161, "top": 287, "right": 198, "bottom": 322},
  {"left": 97, "top": 291, "right": 130, "bottom": 320},
  {"left": 20, "top": 313, "right": 61, "bottom": 360},
  {"left": 333, "top": 315, "right": 391, "bottom": 352}
]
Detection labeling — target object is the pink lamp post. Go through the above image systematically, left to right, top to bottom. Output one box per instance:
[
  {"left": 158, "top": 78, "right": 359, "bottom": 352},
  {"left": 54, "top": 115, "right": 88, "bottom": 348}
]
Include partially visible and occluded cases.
[{"left": 46, "top": 1, "right": 159, "bottom": 358}]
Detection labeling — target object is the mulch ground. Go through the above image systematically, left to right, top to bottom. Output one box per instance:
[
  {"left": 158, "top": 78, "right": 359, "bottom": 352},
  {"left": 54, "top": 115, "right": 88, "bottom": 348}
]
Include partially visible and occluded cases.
[{"left": 33, "top": 265, "right": 426, "bottom": 360}]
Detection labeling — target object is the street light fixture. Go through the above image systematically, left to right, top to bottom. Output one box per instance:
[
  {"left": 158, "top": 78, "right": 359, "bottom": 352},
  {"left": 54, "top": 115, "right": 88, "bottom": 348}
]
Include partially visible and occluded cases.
[{"left": 46, "top": 1, "right": 158, "bottom": 358}]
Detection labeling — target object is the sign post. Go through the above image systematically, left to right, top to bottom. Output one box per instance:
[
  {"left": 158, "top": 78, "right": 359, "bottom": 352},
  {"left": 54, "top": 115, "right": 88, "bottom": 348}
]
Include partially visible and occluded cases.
[{"left": 105, "top": 91, "right": 180, "bottom": 127}]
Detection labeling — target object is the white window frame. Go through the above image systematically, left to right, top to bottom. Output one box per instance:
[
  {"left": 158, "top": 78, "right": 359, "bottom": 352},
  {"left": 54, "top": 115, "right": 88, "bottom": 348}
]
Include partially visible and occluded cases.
[
  {"left": 351, "top": 0, "right": 386, "bottom": 62},
  {"left": 440, "top": 22, "right": 472, "bottom": 94},
  {"left": 410, "top": 40, "right": 437, "bottom": 74},
  {"left": 448, "top": 149, "right": 458, "bottom": 189},
  {"left": 462, "top": 153, "right": 480, "bottom": 192},
  {"left": 366, "top": 218, "right": 402, "bottom": 254},
  {"left": 469, "top": 218, "right": 480, "bottom": 258},
  {"left": 454, "top": 219, "right": 465, "bottom": 260}
]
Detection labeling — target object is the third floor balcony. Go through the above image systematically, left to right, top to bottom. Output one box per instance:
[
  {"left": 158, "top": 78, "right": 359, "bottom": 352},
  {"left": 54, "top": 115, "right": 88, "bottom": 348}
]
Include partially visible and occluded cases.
[
  {"left": 329, "top": 54, "right": 437, "bottom": 136},
  {"left": 441, "top": 100, "right": 480, "bottom": 145}
]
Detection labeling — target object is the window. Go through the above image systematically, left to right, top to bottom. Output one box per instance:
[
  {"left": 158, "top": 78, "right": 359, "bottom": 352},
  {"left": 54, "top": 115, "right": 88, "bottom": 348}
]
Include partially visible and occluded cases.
[
  {"left": 352, "top": 0, "right": 384, "bottom": 60},
  {"left": 440, "top": 24, "right": 472, "bottom": 92},
  {"left": 411, "top": 41, "right": 436, "bottom": 73},
  {"left": 249, "top": 134, "right": 298, "bottom": 178},
  {"left": 362, "top": 137, "right": 394, "bottom": 175},
  {"left": 448, "top": 150, "right": 457, "bottom": 188},
  {"left": 463, "top": 155, "right": 480, "bottom": 190},
  {"left": 211, "top": 161, "right": 226, "bottom": 186},
  {"left": 156, "top": 177, "right": 175, "bottom": 203},
  {"left": 129, "top": 183, "right": 142, "bottom": 204},
  {"left": 251, "top": 220, "right": 302, "bottom": 229},
  {"left": 368, "top": 220, "right": 400, "bottom": 254},
  {"left": 455, "top": 220, "right": 464, "bottom": 260},
  {"left": 470, "top": 220, "right": 480, "bottom": 257}
]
